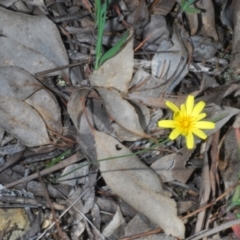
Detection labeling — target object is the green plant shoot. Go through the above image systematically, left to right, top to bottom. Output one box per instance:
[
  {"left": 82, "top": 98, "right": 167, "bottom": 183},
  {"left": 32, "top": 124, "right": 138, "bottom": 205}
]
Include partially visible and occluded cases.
[
  {"left": 94, "top": 0, "right": 129, "bottom": 70},
  {"left": 180, "top": 0, "right": 201, "bottom": 14},
  {"left": 98, "top": 30, "right": 129, "bottom": 67},
  {"left": 45, "top": 149, "right": 71, "bottom": 169}
]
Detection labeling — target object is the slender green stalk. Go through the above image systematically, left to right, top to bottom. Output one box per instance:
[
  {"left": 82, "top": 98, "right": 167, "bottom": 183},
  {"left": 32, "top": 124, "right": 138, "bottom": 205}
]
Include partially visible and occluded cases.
[
  {"left": 94, "top": 0, "right": 129, "bottom": 70},
  {"left": 95, "top": 0, "right": 108, "bottom": 70},
  {"left": 180, "top": 0, "right": 200, "bottom": 14},
  {"left": 52, "top": 139, "right": 170, "bottom": 182},
  {"left": 45, "top": 149, "right": 71, "bottom": 169}
]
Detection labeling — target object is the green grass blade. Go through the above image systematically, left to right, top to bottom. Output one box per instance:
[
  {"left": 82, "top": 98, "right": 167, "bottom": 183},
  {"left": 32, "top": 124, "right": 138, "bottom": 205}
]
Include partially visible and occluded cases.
[
  {"left": 94, "top": 0, "right": 108, "bottom": 70},
  {"left": 185, "top": 7, "right": 200, "bottom": 14},
  {"left": 98, "top": 30, "right": 129, "bottom": 66},
  {"left": 211, "top": 113, "right": 228, "bottom": 123},
  {"left": 52, "top": 138, "right": 170, "bottom": 182},
  {"left": 45, "top": 149, "right": 71, "bottom": 169}
]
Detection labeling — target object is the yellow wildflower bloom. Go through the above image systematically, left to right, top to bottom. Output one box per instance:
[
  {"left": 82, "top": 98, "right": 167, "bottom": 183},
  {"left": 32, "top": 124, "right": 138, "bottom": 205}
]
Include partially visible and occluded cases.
[{"left": 158, "top": 95, "right": 215, "bottom": 149}]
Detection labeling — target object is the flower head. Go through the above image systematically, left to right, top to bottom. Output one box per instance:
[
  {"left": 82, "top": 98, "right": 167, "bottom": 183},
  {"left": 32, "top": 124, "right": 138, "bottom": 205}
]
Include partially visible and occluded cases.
[{"left": 158, "top": 95, "right": 215, "bottom": 149}]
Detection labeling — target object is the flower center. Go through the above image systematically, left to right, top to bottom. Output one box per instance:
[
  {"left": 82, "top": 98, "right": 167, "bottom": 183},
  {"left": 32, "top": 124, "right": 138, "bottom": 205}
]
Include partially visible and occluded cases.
[
  {"left": 180, "top": 116, "right": 193, "bottom": 130},
  {"left": 183, "top": 120, "right": 189, "bottom": 128}
]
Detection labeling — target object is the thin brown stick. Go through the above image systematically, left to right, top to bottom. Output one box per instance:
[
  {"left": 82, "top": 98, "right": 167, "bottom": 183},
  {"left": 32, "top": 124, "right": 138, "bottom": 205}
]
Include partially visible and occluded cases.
[
  {"left": 35, "top": 61, "right": 91, "bottom": 77},
  {"left": 5, "top": 152, "right": 84, "bottom": 188},
  {"left": 181, "top": 179, "right": 240, "bottom": 221},
  {"left": 185, "top": 218, "right": 240, "bottom": 240},
  {"left": 119, "top": 228, "right": 162, "bottom": 240}
]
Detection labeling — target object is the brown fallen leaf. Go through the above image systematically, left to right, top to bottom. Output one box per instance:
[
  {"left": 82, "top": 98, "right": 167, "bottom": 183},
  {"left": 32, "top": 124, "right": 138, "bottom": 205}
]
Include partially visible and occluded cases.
[
  {"left": 0, "top": 7, "right": 69, "bottom": 77},
  {"left": 97, "top": 88, "right": 150, "bottom": 139},
  {"left": 0, "top": 95, "right": 50, "bottom": 146},
  {"left": 93, "top": 130, "right": 185, "bottom": 238}
]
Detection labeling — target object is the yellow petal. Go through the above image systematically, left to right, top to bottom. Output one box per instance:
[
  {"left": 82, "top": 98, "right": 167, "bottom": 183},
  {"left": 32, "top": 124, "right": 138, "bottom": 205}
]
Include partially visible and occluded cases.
[
  {"left": 186, "top": 95, "right": 194, "bottom": 115},
  {"left": 166, "top": 101, "right": 179, "bottom": 113},
  {"left": 192, "top": 101, "right": 205, "bottom": 116},
  {"left": 180, "top": 104, "right": 187, "bottom": 117},
  {"left": 194, "top": 113, "right": 206, "bottom": 121},
  {"left": 158, "top": 120, "right": 176, "bottom": 128},
  {"left": 195, "top": 121, "right": 215, "bottom": 129},
  {"left": 169, "top": 128, "right": 181, "bottom": 140},
  {"left": 181, "top": 128, "right": 188, "bottom": 136},
  {"left": 191, "top": 128, "right": 207, "bottom": 139},
  {"left": 186, "top": 131, "right": 194, "bottom": 149}
]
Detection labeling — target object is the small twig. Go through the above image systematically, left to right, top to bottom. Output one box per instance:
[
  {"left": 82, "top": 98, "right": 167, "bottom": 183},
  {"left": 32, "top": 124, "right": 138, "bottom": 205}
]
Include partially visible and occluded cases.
[
  {"left": 50, "top": 9, "right": 90, "bottom": 23},
  {"left": 134, "top": 34, "right": 153, "bottom": 52},
  {"left": 35, "top": 60, "right": 92, "bottom": 78},
  {"left": 5, "top": 152, "right": 84, "bottom": 188},
  {"left": 37, "top": 169, "right": 68, "bottom": 240},
  {"left": 181, "top": 179, "right": 240, "bottom": 221},
  {"left": 0, "top": 195, "right": 64, "bottom": 210},
  {"left": 185, "top": 218, "right": 240, "bottom": 240},
  {"left": 120, "top": 228, "right": 162, "bottom": 240}
]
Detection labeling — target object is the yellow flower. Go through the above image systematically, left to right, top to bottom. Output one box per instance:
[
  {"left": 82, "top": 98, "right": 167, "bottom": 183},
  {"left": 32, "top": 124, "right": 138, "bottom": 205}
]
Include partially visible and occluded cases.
[{"left": 158, "top": 95, "right": 215, "bottom": 149}]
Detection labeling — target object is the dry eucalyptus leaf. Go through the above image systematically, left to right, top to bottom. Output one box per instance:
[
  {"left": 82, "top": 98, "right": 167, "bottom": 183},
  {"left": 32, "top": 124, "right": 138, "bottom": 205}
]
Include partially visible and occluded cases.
[
  {"left": 0, "top": 0, "right": 17, "bottom": 6},
  {"left": 197, "top": 0, "right": 218, "bottom": 40},
  {"left": 0, "top": 7, "right": 69, "bottom": 77},
  {"left": 142, "top": 14, "right": 169, "bottom": 51},
  {"left": 151, "top": 26, "right": 189, "bottom": 93},
  {"left": 89, "top": 29, "right": 134, "bottom": 93},
  {"left": 190, "top": 36, "right": 222, "bottom": 61},
  {"left": 0, "top": 37, "right": 64, "bottom": 77},
  {"left": 0, "top": 66, "right": 42, "bottom": 100},
  {"left": 0, "top": 66, "right": 62, "bottom": 135},
  {"left": 129, "top": 69, "right": 165, "bottom": 97},
  {"left": 97, "top": 88, "right": 150, "bottom": 139},
  {"left": 25, "top": 89, "right": 62, "bottom": 134},
  {"left": 67, "top": 89, "right": 90, "bottom": 130},
  {"left": 67, "top": 89, "right": 97, "bottom": 160},
  {"left": 68, "top": 89, "right": 112, "bottom": 134},
  {"left": 128, "top": 92, "right": 186, "bottom": 108},
  {"left": 0, "top": 95, "right": 50, "bottom": 146},
  {"left": 204, "top": 105, "right": 240, "bottom": 136},
  {"left": 112, "top": 123, "right": 143, "bottom": 141},
  {"left": 219, "top": 128, "right": 240, "bottom": 195},
  {"left": 94, "top": 130, "right": 185, "bottom": 238},
  {"left": 151, "top": 147, "right": 194, "bottom": 183},
  {"left": 57, "top": 162, "right": 89, "bottom": 186},
  {"left": 102, "top": 206, "right": 126, "bottom": 240},
  {"left": 124, "top": 214, "right": 177, "bottom": 240}
]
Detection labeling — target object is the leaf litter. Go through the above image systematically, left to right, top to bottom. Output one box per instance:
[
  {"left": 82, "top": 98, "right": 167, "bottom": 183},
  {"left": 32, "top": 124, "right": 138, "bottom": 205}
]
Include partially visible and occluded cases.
[{"left": 1, "top": 1, "right": 240, "bottom": 240}]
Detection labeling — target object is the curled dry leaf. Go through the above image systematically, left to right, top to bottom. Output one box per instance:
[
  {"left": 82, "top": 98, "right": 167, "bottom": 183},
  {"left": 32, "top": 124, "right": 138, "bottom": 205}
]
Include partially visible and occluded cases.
[
  {"left": 196, "top": 0, "right": 218, "bottom": 40},
  {"left": 0, "top": 7, "right": 69, "bottom": 77},
  {"left": 142, "top": 14, "right": 169, "bottom": 51},
  {"left": 151, "top": 26, "right": 189, "bottom": 93},
  {"left": 89, "top": 29, "right": 134, "bottom": 93},
  {"left": 0, "top": 66, "right": 62, "bottom": 135},
  {"left": 129, "top": 69, "right": 165, "bottom": 97},
  {"left": 97, "top": 88, "right": 150, "bottom": 139},
  {"left": 25, "top": 89, "right": 62, "bottom": 134},
  {"left": 67, "top": 89, "right": 97, "bottom": 160},
  {"left": 67, "top": 89, "right": 90, "bottom": 130},
  {"left": 0, "top": 95, "right": 50, "bottom": 146},
  {"left": 94, "top": 130, "right": 185, "bottom": 238},
  {"left": 151, "top": 147, "right": 194, "bottom": 183},
  {"left": 57, "top": 162, "right": 89, "bottom": 186},
  {"left": 102, "top": 206, "right": 126, "bottom": 239}
]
